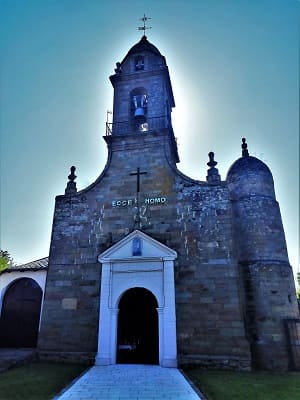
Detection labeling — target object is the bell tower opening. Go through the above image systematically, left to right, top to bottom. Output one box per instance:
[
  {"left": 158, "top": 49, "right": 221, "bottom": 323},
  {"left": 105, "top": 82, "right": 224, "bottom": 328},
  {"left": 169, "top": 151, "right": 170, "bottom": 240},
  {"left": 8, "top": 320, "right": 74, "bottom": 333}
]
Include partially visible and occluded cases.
[
  {"left": 107, "top": 35, "right": 179, "bottom": 163},
  {"left": 130, "top": 87, "right": 148, "bottom": 132},
  {"left": 117, "top": 287, "right": 158, "bottom": 365}
]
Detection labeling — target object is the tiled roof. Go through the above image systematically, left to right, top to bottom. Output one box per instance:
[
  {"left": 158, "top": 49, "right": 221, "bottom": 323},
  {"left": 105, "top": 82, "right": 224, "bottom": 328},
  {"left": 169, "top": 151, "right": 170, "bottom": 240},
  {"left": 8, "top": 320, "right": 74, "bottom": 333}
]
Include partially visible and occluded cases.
[{"left": 2, "top": 257, "right": 48, "bottom": 273}]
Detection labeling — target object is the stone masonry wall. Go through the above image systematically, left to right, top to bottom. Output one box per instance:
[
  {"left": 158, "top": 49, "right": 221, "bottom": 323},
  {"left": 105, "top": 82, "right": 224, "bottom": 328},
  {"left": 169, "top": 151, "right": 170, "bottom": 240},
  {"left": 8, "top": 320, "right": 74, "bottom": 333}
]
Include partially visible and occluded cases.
[
  {"left": 113, "top": 71, "right": 171, "bottom": 128},
  {"left": 38, "top": 131, "right": 251, "bottom": 368},
  {"left": 229, "top": 191, "right": 299, "bottom": 369},
  {"left": 241, "top": 261, "right": 298, "bottom": 370}
]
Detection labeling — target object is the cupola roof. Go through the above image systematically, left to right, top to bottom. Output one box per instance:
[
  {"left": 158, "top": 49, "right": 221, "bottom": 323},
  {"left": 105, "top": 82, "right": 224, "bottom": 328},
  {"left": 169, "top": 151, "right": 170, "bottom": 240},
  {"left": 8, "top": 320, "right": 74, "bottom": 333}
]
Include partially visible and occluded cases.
[
  {"left": 122, "top": 36, "right": 162, "bottom": 62},
  {"left": 226, "top": 138, "right": 275, "bottom": 199},
  {"left": 227, "top": 155, "right": 272, "bottom": 178}
]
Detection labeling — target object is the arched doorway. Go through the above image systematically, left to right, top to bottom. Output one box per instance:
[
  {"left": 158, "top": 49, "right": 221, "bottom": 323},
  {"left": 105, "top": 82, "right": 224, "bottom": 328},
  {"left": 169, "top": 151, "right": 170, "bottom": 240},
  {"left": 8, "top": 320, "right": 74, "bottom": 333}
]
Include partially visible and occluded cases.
[
  {"left": 96, "top": 230, "right": 178, "bottom": 367},
  {"left": 0, "top": 278, "right": 42, "bottom": 347},
  {"left": 117, "top": 288, "right": 158, "bottom": 364}
]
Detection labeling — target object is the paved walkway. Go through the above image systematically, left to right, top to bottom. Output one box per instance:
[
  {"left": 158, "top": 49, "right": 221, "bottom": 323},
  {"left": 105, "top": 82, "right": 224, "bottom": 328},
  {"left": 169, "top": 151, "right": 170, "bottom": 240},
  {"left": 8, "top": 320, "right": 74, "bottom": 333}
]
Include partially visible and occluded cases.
[{"left": 55, "top": 364, "right": 203, "bottom": 400}]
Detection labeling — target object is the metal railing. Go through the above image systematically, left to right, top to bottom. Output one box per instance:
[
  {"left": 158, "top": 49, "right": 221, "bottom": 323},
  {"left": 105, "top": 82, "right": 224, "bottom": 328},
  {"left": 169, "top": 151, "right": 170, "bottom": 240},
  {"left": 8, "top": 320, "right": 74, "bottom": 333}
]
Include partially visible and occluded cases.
[{"left": 106, "top": 115, "right": 171, "bottom": 136}]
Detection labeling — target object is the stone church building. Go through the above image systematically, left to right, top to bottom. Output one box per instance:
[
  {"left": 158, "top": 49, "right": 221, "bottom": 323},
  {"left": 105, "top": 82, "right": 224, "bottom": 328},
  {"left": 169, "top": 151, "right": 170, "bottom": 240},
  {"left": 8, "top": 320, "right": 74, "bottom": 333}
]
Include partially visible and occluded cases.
[{"left": 4, "top": 35, "right": 299, "bottom": 371}]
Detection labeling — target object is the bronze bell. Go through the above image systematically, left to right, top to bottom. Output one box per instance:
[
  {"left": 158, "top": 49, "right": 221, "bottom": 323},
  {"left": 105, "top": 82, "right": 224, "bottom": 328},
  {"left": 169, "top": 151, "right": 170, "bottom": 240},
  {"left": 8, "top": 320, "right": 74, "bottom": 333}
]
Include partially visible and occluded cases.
[
  {"left": 132, "top": 94, "right": 147, "bottom": 119},
  {"left": 134, "top": 107, "right": 146, "bottom": 118}
]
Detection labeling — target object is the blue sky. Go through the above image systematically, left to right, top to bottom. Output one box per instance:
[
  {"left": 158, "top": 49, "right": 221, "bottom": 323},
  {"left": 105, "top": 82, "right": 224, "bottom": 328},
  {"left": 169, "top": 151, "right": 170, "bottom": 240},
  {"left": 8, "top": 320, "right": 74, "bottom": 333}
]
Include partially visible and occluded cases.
[{"left": 1, "top": 0, "right": 299, "bottom": 282}]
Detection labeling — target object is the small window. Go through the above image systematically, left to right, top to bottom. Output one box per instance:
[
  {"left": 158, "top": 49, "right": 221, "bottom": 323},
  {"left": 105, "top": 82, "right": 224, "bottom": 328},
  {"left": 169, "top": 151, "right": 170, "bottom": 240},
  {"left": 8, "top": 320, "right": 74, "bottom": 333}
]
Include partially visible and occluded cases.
[{"left": 135, "top": 55, "right": 144, "bottom": 71}]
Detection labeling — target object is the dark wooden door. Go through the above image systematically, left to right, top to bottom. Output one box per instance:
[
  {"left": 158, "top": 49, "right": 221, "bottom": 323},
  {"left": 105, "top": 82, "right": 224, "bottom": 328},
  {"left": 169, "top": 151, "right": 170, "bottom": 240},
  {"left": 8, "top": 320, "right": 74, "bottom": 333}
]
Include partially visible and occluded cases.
[{"left": 0, "top": 278, "right": 42, "bottom": 347}]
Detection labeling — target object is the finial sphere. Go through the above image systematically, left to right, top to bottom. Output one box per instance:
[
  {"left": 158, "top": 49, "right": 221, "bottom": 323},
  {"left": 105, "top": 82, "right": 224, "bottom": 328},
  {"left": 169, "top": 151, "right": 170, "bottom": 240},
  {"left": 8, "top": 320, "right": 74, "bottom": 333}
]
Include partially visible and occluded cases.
[
  {"left": 241, "top": 138, "right": 249, "bottom": 157},
  {"left": 207, "top": 151, "right": 217, "bottom": 168},
  {"left": 68, "top": 166, "right": 77, "bottom": 182}
]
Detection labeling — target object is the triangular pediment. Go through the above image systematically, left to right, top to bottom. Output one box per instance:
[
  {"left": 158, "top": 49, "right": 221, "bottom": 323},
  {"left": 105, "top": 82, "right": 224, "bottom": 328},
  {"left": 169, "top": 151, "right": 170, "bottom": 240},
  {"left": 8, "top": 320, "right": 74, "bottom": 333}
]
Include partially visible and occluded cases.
[{"left": 98, "top": 230, "right": 177, "bottom": 262}]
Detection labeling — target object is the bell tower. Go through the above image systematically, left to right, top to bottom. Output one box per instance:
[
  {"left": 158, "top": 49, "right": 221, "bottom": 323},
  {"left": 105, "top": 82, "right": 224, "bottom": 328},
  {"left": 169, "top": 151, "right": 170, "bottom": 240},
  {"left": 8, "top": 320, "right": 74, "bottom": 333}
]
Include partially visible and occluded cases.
[{"left": 106, "top": 35, "right": 179, "bottom": 164}]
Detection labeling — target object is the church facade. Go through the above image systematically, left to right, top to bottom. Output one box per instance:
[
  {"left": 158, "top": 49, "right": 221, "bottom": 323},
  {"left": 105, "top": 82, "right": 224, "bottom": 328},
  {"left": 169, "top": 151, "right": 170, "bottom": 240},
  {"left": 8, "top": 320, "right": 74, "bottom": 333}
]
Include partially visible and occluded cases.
[{"left": 38, "top": 36, "right": 299, "bottom": 370}]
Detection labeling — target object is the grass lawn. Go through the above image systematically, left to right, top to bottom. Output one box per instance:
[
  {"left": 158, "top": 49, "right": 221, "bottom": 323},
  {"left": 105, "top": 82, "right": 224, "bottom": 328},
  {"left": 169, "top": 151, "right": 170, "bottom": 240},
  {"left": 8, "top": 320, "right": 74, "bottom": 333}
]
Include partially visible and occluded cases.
[
  {"left": 0, "top": 362, "right": 87, "bottom": 400},
  {"left": 1, "top": 363, "right": 300, "bottom": 400},
  {"left": 185, "top": 369, "right": 300, "bottom": 400}
]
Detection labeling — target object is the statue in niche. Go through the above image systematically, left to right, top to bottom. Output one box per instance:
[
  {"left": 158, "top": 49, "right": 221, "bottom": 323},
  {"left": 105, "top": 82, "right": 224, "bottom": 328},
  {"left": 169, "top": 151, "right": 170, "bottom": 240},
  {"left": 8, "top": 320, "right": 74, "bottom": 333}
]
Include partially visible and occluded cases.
[{"left": 132, "top": 237, "right": 142, "bottom": 256}]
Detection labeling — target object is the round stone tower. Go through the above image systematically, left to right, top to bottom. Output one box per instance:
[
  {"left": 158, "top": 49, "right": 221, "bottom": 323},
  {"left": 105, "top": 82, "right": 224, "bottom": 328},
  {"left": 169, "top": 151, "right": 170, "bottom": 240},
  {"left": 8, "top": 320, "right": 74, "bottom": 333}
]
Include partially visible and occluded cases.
[{"left": 226, "top": 139, "right": 299, "bottom": 370}]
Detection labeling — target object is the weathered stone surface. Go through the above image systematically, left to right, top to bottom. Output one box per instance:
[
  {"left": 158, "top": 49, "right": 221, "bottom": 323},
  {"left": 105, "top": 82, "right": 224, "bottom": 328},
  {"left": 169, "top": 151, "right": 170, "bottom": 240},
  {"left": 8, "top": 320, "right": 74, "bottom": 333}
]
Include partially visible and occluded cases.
[{"left": 38, "top": 36, "right": 299, "bottom": 371}]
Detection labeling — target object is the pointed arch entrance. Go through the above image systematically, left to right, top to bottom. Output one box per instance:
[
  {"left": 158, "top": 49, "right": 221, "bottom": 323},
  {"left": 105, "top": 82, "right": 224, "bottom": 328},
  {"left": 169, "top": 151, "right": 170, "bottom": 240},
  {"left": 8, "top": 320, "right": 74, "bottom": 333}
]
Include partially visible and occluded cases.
[
  {"left": 0, "top": 278, "right": 42, "bottom": 347},
  {"left": 117, "top": 288, "right": 158, "bottom": 364}
]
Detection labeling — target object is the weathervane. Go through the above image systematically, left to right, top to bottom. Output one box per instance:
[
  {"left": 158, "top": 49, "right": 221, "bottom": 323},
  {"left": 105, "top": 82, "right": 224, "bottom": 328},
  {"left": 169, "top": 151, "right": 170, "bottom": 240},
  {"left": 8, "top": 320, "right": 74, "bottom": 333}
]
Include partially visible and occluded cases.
[{"left": 138, "top": 14, "right": 152, "bottom": 36}]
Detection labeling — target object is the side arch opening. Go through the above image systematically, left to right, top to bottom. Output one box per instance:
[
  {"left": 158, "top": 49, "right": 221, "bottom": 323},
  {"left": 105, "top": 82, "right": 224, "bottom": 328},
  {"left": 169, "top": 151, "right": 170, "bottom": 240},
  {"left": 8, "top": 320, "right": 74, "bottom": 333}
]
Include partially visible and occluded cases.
[{"left": 0, "top": 278, "right": 42, "bottom": 347}]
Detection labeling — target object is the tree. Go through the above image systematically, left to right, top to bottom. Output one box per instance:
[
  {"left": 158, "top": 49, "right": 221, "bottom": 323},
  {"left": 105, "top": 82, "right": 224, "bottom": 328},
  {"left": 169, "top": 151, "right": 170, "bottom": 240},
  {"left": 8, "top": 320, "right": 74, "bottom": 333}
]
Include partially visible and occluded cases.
[{"left": 0, "top": 250, "right": 12, "bottom": 273}]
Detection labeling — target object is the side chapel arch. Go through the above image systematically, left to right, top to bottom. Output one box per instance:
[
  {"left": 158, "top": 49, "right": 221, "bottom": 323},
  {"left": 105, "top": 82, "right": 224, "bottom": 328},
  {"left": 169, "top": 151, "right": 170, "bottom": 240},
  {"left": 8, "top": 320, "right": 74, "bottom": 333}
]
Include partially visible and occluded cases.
[{"left": 0, "top": 278, "right": 43, "bottom": 347}]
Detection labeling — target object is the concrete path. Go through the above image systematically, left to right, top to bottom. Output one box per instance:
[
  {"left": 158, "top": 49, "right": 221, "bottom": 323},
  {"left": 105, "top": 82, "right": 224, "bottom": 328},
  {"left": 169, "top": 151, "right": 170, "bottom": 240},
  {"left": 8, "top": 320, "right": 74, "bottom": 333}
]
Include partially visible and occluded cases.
[{"left": 55, "top": 364, "right": 203, "bottom": 400}]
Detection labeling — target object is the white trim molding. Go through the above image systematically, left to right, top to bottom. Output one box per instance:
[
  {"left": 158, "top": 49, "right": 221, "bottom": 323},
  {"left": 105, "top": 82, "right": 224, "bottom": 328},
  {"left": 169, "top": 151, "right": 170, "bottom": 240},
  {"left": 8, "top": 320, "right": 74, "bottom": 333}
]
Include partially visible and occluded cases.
[{"left": 95, "top": 230, "right": 178, "bottom": 367}]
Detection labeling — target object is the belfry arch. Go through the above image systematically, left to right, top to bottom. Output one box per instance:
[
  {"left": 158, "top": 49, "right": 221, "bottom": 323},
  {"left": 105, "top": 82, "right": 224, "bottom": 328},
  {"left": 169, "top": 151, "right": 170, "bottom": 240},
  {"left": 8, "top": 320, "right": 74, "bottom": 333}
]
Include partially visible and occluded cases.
[{"left": 95, "top": 230, "right": 177, "bottom": 367}]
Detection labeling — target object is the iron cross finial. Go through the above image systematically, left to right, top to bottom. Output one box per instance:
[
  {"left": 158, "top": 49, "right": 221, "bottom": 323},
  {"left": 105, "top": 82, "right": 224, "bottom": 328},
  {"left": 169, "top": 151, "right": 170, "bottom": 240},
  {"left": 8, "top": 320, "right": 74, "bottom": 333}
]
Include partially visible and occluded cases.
[{"left": 138, "top": 14, "right": 152, "bottom": 36}]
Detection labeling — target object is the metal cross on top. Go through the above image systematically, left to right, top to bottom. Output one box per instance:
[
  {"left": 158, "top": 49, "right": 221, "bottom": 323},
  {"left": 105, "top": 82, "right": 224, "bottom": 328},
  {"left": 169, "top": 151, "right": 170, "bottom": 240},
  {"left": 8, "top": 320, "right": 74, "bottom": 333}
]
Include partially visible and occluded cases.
[
  {"left": 138, "top": 14, "right": 152, "bottom": 36},
  {"left": 130, "top": 167, "right": 147, "bottom": 193}
]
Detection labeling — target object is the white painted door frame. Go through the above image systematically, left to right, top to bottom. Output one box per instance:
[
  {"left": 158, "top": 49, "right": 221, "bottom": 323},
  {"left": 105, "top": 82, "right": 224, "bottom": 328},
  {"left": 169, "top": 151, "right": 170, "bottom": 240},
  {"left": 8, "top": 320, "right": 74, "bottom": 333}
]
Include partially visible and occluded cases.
[{"left": 95, "top": 230, "right": 177, "bottom": 368}]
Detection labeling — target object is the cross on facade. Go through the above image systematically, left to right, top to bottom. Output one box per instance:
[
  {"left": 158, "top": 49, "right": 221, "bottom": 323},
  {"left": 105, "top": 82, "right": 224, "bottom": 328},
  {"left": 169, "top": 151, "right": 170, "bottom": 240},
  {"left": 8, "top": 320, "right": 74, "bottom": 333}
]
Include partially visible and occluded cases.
[{"left": 130, "top": 167, "right": 147, "bottom": 193}]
